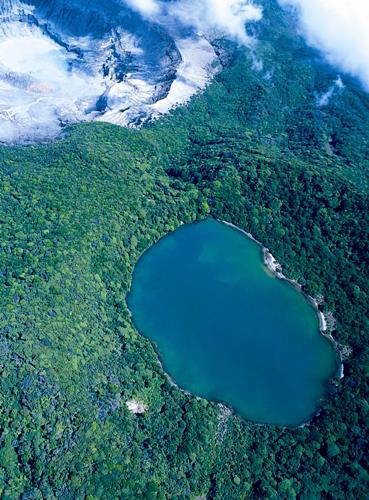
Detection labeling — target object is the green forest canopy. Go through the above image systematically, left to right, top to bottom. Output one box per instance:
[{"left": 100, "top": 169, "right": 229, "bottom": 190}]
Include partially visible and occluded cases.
[{"left": 0, "top": 0, "right": 368, "bottom": 497}]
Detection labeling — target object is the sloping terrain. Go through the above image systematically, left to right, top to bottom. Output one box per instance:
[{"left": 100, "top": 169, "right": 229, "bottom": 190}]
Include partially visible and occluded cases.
[
  {"left": 0, "top": 0, "right": 368, "bottom": 498},
  {"left": 0, "top": 0, "right": 220, "bottom": 143}
]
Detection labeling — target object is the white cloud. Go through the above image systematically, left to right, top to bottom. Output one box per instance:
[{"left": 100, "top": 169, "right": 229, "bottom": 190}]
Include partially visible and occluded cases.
[
  {"left": 0, "top": 0, "right": 264, "bottom": 143},
  {"left": 123, "top": 0, "right": 262, "bottom": 44},
  {"left": 123, "top": 0, "right": 160, "bottom": 17},
  {"left": 168, "top": 0, "right": 262, "bottom": 44},
  {"left": 278, "top": 0, "right": 369, "bottom": 89},
  {"left": 0, "top": 21, "right": 104, "bottom": 143},
  {"left": 316, "top": 76, "right": 344, "bottom": 107}
]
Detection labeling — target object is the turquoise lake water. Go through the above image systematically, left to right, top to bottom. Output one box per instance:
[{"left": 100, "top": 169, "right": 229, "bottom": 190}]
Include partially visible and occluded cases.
[{"left": 127, "top": 219, "right": 339, "bottom": 426}]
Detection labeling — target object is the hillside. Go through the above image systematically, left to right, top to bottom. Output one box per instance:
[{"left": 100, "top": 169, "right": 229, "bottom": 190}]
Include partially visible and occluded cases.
[{"left": 0, "top": 0, "right": 368, "bottom": 497}]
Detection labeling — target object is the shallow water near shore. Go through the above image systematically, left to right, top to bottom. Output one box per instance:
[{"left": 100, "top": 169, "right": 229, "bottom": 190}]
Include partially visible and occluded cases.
[{"left": 127, "top": 219, "right": 339, "bottom": 426}]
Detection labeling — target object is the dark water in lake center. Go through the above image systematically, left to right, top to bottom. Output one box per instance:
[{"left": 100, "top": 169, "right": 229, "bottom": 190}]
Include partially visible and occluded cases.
[{"left": 127, "top": 219, "right": 339, "bottom": 426}]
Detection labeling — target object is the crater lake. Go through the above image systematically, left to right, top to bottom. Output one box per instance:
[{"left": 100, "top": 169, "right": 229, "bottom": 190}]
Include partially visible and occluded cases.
[{"left": 127, "top": 219, "right": 339, "bottom": 426}]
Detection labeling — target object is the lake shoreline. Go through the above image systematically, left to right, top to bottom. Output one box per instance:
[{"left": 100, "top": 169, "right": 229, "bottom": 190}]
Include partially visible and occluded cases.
[
  {"left": 126, "top": 217, "right": 344, "bottom": 429},
  {"left": 221, "top": 219, "right": 344, "bottom": 384}
]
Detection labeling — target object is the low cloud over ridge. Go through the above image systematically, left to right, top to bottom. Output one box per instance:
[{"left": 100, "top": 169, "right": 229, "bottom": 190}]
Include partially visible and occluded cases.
[
  {"left": 124, "top": 0, "right": 263, "bottom": 44},
  {"left": 278, "top": 0, "right": 369, "bottom": 89}
]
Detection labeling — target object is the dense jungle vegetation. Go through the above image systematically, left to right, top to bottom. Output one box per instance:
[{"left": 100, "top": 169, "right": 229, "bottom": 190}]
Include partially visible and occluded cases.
[{"left": 0, "top": 0, "right": 368, "bottom": 498}]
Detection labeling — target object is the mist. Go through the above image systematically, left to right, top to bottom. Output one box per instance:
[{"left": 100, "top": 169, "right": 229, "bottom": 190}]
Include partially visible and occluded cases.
[
  {"left": 0, "top": 0, "right": 263, "bottom": 143},
  {"left": 124, "top": 0, "right": 263, "bottom": 44},
  {"left": 278, "top": 0, "right": 369, "bottom": 90},
  {"left": 0, "top": 21, "right": 104, "bottom": 143},
  {"left": 316, "top": 76, "right": 344, "bottom": 107}
]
